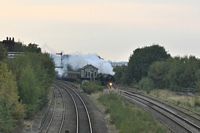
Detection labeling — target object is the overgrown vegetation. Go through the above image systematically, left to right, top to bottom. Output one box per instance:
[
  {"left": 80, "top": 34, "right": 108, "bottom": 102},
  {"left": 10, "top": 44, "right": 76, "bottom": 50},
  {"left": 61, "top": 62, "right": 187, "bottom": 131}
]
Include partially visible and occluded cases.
[
  {"left": 0, "top": 40, "right": 55, "bottom": 132},
  {"left": 0, "top": 44, "right": 7, "bottom": 61},
  {"left": 114, "top": 44, "right": 200, "bottom": 93},
  {"left": 8, "top": 53, "right": 55, "bottom": 117},
  {"left": 146, "top": 56, "right": 200, "bottom": 91},
  {"left": 0, "top": 63, "right": 25, "bottom": 133},
  {"left": 113, "top": 65, "right": 127, "bottom": 84},
  {"left": 138, "top": 77, "right": 154, "bottom": 93},
  {"left": 81, "top": 81, "right": 104, "bottom": 94},
  {"left": 149, "top": 89, "right": 200, "bottom": 112},
  {"left": 99, "top": 93, "right": 167, "bottom": 133}
]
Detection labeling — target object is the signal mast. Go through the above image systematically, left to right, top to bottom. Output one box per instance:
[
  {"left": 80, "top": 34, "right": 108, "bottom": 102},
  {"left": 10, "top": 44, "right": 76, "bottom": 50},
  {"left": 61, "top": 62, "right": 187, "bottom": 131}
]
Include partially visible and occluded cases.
[{"left": 55, "top": 52, "right": 63, "bottom": 68}]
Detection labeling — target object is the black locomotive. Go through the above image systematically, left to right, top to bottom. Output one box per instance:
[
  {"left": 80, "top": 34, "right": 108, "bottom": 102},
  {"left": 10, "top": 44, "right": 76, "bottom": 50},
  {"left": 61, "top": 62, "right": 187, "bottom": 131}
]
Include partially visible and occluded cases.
[{"left": 97, "top": 73, "right": 114, "bottom": 85}]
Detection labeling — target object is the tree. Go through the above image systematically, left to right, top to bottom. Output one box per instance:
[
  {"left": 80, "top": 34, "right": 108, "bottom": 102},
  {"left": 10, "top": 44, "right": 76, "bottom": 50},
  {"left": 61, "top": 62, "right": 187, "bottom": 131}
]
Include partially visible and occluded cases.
[
  {"left": 0, "top": 40, "right": 55, "bottom": 131},
  {"left": 0, "top": 43, "right": 7, "bottom": 61},
  {"left": 26, "top": 43, "right": 41, "bottom": 53},
  {"left": 126, "top": 45, "right": 170, "bottom": 84},
  {"left": 8, "top": 53, "right": 55, "bottom": 117},
  {"left": 146, "top": 56, "right": 200, "bottom": 92},
  {"left": 166, "top": 56, "right": 200, "bottom": 91},
  {"left": 148, "top": 61, "right": 169, "bottom": 89},
  {"left": 0, "top": 63, "right": 24, "bottom": 133},
  {"left": 18, "top": 65, "right": 38, "bottom": 105},
  {"left": 113, "top": 65, "right": 127, "bottom": 84},
  {"left": 195, "top": 70, "right": 200, "bottom": 92}
]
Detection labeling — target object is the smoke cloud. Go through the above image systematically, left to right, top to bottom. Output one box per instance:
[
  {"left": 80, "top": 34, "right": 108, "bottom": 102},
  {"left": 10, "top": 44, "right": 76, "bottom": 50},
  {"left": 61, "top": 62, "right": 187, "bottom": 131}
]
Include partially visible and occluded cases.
[{"left": 52, "top": 54, "right": 114, "bottom": 77}]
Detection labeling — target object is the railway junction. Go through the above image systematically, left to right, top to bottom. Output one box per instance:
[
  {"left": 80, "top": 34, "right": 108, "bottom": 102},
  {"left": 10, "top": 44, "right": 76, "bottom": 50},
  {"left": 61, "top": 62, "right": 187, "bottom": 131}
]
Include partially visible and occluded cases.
[
  {"left": 21, "top": 80, "right": 200, "bottom": 133},
  {"left": 22, "top": 80, "right": 107, "bottom": 133}
]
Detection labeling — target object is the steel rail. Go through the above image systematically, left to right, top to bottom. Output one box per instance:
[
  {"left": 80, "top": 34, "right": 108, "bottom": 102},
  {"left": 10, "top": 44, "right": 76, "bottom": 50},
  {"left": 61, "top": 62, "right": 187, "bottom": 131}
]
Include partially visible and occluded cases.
[
  {"left": 58, "top": 81, "right": 93, "bottom": 133},
  {"left": 59, "top": 83, "right": 79, "bottom": 133},
  {"left": 40, "top": 85, "right": 66, "bottom": 133},
  {"left": 39, "top": 89, "right": 55, "bottom": 131},
  {"left": 39, "top": 89, "right": 56, "bottom": 133},
  {"left": 121, "top": 90, "right": 200, "bottom": 133}
]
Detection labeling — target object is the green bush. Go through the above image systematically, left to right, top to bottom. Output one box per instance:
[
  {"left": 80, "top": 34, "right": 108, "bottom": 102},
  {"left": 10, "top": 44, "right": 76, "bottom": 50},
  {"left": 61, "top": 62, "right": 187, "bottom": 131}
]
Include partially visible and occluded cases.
[
  {"left": 139, "top": 77, "right": 154, "bottom": 93},
  {"left": 81, "top": 81, "right": 104, "bottom": 94},
  {"left": 99, "top": 94, "right": 166, "bottom": 133},
  {"left": 194, "top": 97, "right": 200, "bottom": 107}
]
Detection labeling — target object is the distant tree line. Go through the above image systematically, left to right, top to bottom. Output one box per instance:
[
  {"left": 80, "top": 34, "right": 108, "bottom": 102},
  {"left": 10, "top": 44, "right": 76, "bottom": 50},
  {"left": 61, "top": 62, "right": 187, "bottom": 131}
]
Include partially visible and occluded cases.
[
  {"left": 0, "top": 39, "right": 55, "bottom": 133},
  {"left": 114, "top": 45, "right": 200, "bottom": 93}
]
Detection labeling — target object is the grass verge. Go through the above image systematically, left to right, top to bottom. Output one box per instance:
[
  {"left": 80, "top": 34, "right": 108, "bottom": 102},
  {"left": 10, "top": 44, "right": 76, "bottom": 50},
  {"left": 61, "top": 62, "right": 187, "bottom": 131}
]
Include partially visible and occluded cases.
[
  {"left": 149, "top": 89, "right": 200, "bottom": 113},
  {"left": 98, "top": 93, "right": 167, "bottom": 133}
]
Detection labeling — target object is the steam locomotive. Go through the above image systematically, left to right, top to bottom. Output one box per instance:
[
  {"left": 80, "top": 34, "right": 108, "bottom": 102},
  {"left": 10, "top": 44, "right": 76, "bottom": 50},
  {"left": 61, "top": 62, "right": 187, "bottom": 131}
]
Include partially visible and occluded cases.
[{"left": 97, "top": 73, "right": 114, "bottom": 85}]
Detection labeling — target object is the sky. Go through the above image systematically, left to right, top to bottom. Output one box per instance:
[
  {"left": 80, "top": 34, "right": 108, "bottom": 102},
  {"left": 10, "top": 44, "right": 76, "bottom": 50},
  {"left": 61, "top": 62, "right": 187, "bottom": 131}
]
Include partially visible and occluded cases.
[{"left": 0, "top": 0, "right": 200, "bottom": 61}]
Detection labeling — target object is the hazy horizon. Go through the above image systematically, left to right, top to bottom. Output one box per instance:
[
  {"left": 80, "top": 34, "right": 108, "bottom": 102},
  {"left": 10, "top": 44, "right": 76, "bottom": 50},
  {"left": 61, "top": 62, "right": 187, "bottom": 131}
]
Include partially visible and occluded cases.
[{"left": 1, "top": 0, "right": 200, "bottom": 61}]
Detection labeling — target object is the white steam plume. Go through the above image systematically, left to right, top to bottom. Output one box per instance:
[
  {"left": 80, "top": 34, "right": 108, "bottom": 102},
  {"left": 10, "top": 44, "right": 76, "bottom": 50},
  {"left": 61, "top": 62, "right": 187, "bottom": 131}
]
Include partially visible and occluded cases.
[{"left": 52, "top": 54, "right": 114, "bottom": 77}]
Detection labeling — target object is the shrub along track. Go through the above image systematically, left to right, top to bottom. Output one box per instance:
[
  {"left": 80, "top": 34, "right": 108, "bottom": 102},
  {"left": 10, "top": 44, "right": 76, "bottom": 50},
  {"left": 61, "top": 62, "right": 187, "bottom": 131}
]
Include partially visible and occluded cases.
[
  {"left": 56, "top": 81, "right": 93, "bottom": 133},
  {"left": 119, "top": 89, "right": 200, "bottom": 133}
]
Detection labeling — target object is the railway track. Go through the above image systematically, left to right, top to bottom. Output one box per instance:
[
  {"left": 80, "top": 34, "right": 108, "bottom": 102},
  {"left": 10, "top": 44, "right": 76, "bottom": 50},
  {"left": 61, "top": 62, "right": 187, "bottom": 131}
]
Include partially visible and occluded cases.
[
  {"left": 56, "top": 81, "right": 93, "bottom": 133},
  {"left": 39, "top": 85, "right": 66, "bottom": 133},
  {"left": 118, "top": 86, "right": 200, "bottom": 118},
  {"left": 39, "top": 89, "right": 55, "bottom": 131},
  {"left": 120, "top": 89, "right": 200, "bottom": 133},
  {"left": 127, "top": 90, "right": 200, "bottom": 125}
]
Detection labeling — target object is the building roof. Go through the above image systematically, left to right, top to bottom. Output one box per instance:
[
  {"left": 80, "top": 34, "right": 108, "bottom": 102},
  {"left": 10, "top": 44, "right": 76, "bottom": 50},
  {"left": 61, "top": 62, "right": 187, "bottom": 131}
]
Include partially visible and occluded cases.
[{"left": 81, "top": 64, "right": 98, "bottom": 70}]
